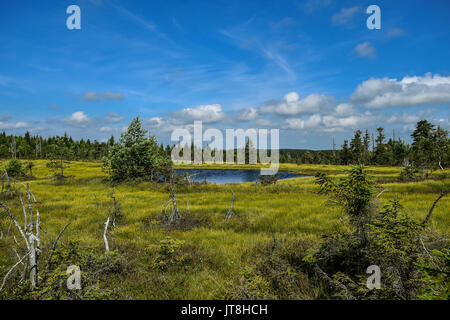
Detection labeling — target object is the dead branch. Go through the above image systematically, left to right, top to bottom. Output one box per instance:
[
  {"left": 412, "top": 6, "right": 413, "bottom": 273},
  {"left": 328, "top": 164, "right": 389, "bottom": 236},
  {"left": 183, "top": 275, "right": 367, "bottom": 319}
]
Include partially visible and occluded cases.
[
  {"left": 0, "top": 181, "right": 43, "bottom": 290},
  {"left": 167, "top": 185, "right": 182, "bottom": 224},
  {"left": 375, "top": 188, "right": 391, "bottom": 200},
  {"left": 225, "top": 190, "right": 236, "bottom": 220},
  {"left": 422, "top": 191, "right": 448, "bottom": 226},
  {"left": 0, "top": 202, "right": 30, "bottom": 250},
  {"left": 104, "top": 217, "right": 110, "bottom": 252},
  {"left": 46, "top": 222, "right": 71, "bottom": 269},
  {"left": 0, "top": 252, "right": 30, "bottom": 292},
  {"left": 312, "top": 264, "right": 355, "bottom": 300}
]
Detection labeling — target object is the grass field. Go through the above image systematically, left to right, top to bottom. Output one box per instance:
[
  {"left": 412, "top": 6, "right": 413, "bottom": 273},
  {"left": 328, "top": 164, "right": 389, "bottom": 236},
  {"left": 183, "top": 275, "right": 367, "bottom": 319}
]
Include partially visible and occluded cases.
[{"left": 1, "top": 160, "right": 449, "bottom": 299}]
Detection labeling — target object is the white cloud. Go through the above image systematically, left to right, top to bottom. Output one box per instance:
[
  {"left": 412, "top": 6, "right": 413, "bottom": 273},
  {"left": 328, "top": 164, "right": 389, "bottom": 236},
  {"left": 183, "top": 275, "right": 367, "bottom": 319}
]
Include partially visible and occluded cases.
[
  {"left": 332, "top": 7, "right": 363, "bottom": 27},
  {"left": 354, "top": 41, "right": 376, "bottom": 59},
  {"left": 351, "top": 73, "right": 450, "bottom": 109},
  {"left": 259, "top": 92, "right": 335, "bottom": 116},
  {"left": 335, "top": 103, "right": 356, "bottom": 117},
  {"left": 171, "top": 104, "right": 226, "bottom": 124},
  {"left": 236, "top": 107, "right": 258, "bottom": 121},
  {"left": 63, "top": 111, "right": 92, "bottom": 127},
  {"left": 103, "top": 112, "right": 124, "bottom": 123},
  {"left": 322, "top": 113, "right": 373, "bottom": 129},
  {"left": 387, "top": 113, "right": 420, "bottom": 124},
  {"left": 285, "top": 114, "right": 322, "bottom": 129},
  {"left": 0, "top": 121, "right": 29, "bottom": 130},
  {"left": 99, "top": 126, "right": 113, "bottom": 132}
]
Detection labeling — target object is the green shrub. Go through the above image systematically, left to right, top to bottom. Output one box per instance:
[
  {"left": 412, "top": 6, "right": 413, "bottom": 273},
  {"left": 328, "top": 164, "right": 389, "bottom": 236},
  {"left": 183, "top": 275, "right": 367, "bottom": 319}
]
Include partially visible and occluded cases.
[
  {"left": 102, "top": 117, "right": 172, "bottom": 182},
  {"left": 5, "top": 159, "right": 25, "bottom": 178},
  {"left": 307, "top": 167, "right": 449, "bottom": 299},
  {"left": 258, "top": 174, "right": 278, "bottom": 186}
]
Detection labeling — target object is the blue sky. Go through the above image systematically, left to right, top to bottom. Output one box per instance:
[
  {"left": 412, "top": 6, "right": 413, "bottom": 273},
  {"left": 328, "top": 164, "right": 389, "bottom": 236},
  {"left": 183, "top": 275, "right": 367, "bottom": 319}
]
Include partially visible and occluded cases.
[{"left": 0, "top": 0, "right": 449, "bottom": 149}]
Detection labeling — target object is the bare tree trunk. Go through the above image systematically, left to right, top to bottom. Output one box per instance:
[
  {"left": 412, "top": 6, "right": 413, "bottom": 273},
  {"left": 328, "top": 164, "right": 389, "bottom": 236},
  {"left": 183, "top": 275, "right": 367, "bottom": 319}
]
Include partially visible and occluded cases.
[
  {"left": 225, "top": 190, "right": 236, "bottom": 220},
  {"left": 104, "top": 217, "right": 110, "bottom": 252}
]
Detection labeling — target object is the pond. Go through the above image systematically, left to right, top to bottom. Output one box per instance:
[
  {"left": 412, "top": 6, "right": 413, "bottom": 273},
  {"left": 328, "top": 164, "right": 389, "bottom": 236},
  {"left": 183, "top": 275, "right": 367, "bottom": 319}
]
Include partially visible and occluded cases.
[{"left": 174, "top": 169, "right": 309, "bottom": 185}]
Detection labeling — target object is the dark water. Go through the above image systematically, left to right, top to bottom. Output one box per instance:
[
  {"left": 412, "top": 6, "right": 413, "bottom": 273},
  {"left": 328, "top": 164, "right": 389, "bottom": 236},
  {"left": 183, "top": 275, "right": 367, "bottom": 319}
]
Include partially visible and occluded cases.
[{"left": 175, "top": 169, "right": 308, "bottom": 184}]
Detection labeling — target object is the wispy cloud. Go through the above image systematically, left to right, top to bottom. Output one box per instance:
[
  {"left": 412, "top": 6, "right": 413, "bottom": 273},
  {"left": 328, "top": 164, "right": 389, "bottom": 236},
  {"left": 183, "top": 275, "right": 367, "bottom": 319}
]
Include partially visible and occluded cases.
[
  {"left": 303, "top": 0, "right": 333, "bottom": 14},
  {"left": 332, "top": 7, "right": 363, "bottom": 27},
  {"left": 386, "top": 28, "right": 406, "bottom": 38},
  {"left": 354, "top": 41, "right": 377, "bottom": 59},
  {"left": 83, "top": 91, "right": 124, "bottom": 101}
]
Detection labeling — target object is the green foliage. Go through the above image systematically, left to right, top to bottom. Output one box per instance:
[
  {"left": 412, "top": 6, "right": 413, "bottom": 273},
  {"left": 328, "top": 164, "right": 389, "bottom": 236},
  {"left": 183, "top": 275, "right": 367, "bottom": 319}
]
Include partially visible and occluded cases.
[
  {"left": 102, "top": 117, "right": 172, "bottom": 182},
  {"left": 411, "top": 120, "right": 450, "bottom": 177},
  {"left": 46, "top": 137, "right": 73, "bottom": 179},
  {"left": 5, "top": 159, "right": 25, "bottom": 178},
  {"left": 399, "top": 165, "right": 420, "bottom": 182},
  {"left": 315, "top": 166, "right": 375, "bottom": 230},
  {"left": 308, "top": 168, "right": 449, "bottom": 299},
  {"left": 258, "top": 174, "right": 278, "bottom": 186},
  {"left": 107, "top": 192, "right": 124, "bottom": 227},
  {"left": 149, "top": 237, "right": 211, "bottom": 272},
  {"left": 151, "top": 237, "right": 187, "bottom": 271},
  {"left": 226, "top": 239, "right": 319, "bottom": 300},
  {"left": 35, "top": 241, "right": 129, "bottom": 300},
  {"left": 417, "top": 248, "right": 450, "bottom": 300}
]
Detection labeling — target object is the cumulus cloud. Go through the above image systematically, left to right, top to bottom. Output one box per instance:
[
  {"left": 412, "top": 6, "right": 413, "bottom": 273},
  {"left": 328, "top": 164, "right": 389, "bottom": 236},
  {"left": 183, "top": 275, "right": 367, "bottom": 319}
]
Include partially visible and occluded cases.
[
  {"left": 332, "top": 7, "right": 363, "bottom": 27},
  {"left": 354, "top": 41, "right": 376, "bottom": 59},
  {"left": 351, "top": 73, "right": 450, "bottom": 109},
  {"left": 83, "top": 91, "right": 124, "bottom": 101},
  {"left": 259, "top": 92, "right": 335, "bottom": 116},
  {"left": 334, "top": 103, "right": 356, "bottom": 117},
  {"left": 171, "top": 104, "right": 226, "bottom": 124},
  {"left": 236, "top": 108, "right": 258, "bottom": 121},
  {"left": 63, "top": 111, "right": 92, "bottom": 127},
  {"left": 284, "top": 111, "right": 377, "bottom": 132},
  {"left": 103, "top": 112, "right": 124, "bottom": 123},
  {"left": 322, "top": 113, "right": 373, "bottom": 129},
  {"left": 387, "top": 113, "right": 420, "bottom": 125},
  {"left": 285, "top": 114, "right": 322, "bottom": 129},
  {"left": 0, "top": 121, "right": 29, "bottom": 130},
  {"left": 99, "top": 126, "right": 113, "bottom": 132}
]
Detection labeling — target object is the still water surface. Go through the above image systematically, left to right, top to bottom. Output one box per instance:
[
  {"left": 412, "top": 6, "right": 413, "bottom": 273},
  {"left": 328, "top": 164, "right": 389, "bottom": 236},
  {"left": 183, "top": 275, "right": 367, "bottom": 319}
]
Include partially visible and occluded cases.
[{"left": 175, "top": 169, "right": 308, "bottom": 184}]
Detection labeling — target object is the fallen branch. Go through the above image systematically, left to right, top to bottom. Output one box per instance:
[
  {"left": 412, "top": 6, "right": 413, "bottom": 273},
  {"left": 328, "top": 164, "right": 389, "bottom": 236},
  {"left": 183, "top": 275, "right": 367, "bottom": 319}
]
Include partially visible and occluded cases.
[{"left": 311, "top": 264, "right": 355, "bottom": 300}]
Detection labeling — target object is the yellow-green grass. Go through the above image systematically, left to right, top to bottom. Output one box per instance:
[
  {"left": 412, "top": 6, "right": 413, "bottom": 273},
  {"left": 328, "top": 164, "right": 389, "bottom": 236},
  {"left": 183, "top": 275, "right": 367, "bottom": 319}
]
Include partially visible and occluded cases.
[{"left": 0, "top": 159, "right": 449, "bottom": 299}]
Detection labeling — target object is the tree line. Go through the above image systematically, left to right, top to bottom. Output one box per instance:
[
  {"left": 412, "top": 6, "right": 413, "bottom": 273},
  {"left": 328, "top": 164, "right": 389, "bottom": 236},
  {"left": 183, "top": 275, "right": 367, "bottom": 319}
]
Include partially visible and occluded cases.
[
  {"left": 1, "top": 120, "right": 449, "bottom": 177},
  {"left": 280, "top": 120, "right": 449, "bottom": 171}
]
